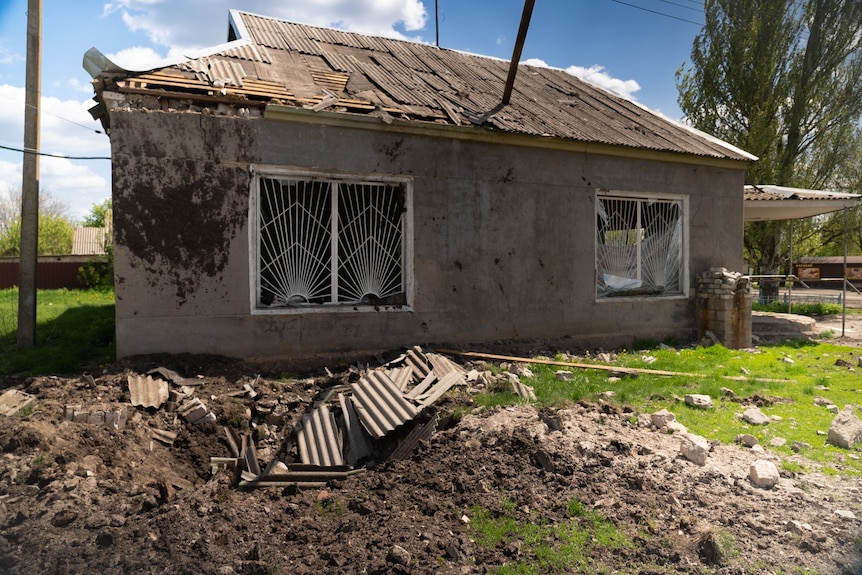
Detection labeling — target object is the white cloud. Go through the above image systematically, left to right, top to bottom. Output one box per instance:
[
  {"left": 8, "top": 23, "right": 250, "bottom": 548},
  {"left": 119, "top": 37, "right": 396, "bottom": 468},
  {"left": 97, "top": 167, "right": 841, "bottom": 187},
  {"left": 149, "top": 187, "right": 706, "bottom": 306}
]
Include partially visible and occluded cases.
[
  {"left": 108, "top": 0, "right": 429, "bottom": 52},
  {"left": 106, "top": 46, "right": 177, "bottom": 71},
  {"left": 523, "top": 58, "right": 641, "bottom": 101},
  {"left": 565, "top": 64, "right": 640, "bottom": 100},
  {"left": 0, "top": 85, "right": 111, "bottom": 220}
]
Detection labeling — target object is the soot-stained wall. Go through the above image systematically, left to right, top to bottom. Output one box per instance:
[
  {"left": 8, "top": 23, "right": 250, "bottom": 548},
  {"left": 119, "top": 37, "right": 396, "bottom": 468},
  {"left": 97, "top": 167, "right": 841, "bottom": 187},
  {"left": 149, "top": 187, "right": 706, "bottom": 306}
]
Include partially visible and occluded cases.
[{"left": 109, "top": 108, "right": 745, "bottom": 364}]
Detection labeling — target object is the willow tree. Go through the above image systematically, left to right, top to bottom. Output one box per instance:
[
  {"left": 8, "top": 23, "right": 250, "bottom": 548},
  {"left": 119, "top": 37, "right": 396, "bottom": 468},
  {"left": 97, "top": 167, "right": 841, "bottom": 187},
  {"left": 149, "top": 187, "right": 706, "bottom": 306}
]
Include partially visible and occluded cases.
[{"left": 676, "top": 0, "right": 862, "bottom": 294}]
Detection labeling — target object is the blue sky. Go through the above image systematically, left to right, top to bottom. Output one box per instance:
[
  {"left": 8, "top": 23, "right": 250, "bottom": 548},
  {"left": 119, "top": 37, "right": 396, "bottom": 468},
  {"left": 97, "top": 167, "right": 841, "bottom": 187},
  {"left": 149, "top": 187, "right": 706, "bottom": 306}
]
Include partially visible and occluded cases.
[{"left": 0, "top": 0, "right": 704, "bottom": 219}]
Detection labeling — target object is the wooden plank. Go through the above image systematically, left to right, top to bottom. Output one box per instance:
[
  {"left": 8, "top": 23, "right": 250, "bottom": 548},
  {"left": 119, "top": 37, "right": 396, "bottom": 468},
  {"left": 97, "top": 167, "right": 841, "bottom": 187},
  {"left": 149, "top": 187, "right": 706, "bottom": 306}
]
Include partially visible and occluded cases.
[{"left": 436, "top": 349, "right": 790, "bottom": 383}]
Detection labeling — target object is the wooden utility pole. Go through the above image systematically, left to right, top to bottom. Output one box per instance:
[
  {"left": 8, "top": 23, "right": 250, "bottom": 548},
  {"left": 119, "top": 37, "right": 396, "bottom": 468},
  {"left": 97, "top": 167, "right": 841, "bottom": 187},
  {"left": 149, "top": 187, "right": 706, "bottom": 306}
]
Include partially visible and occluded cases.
[{"left": 17, "top": 0, "right": 41, "bottom": 348}]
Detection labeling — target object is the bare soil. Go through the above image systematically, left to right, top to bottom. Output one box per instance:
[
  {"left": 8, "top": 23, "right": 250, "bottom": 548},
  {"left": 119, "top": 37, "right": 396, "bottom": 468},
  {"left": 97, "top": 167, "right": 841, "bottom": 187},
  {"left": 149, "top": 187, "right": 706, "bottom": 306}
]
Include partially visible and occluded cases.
[{"left": 1, "top": 340, "right": 861, "bottom": 574}]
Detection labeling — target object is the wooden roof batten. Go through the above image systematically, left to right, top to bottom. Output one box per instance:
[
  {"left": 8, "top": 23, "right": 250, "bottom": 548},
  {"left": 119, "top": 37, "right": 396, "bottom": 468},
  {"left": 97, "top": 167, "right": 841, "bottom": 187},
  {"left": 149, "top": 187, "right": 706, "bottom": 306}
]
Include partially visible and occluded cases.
[{"left": 84, "top": 9, "right": 756, "bottom": 165}]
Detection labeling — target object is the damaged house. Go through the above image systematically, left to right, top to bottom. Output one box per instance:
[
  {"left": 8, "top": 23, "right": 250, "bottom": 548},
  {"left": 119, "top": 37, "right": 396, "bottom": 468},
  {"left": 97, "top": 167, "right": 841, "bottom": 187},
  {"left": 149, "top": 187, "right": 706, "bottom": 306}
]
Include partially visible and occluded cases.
[{"left": 85, "top": 9, "right": 755, "bottom": 364}]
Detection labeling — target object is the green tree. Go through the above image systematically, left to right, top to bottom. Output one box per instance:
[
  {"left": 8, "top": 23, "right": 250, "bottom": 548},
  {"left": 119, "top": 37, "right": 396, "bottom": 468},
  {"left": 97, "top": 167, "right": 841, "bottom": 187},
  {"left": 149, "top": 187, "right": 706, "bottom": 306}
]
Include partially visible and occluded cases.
[
  {"left": 676, "top": 0, "right": 862, "bottom": 293},
  {"left": 76, "top": 198, "right": 114, "bottom": 289},
  {"left": 81, "top": 198, "right": 112, "bottom": 228},
  {"left": 0, "top": 214, "right": 74, "bottom": 256}
]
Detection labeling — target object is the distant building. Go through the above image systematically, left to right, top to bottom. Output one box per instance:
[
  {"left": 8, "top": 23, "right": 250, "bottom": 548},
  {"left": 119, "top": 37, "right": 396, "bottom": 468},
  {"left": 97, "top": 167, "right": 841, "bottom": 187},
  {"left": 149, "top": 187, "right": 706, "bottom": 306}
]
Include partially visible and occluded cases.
[{"left": 71, "top": 227, "right": 108, "bottom": 256}]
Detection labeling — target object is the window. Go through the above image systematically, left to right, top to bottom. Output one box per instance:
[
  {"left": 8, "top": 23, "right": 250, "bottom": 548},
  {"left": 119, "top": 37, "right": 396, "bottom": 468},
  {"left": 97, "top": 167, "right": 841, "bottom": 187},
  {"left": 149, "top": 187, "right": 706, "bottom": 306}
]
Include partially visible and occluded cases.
[
  {"left": 254, "top": 173, "right": 410, "bottom": 310},
  {"left": 596, "top": 192, "right": 685, "bottom": 298}
]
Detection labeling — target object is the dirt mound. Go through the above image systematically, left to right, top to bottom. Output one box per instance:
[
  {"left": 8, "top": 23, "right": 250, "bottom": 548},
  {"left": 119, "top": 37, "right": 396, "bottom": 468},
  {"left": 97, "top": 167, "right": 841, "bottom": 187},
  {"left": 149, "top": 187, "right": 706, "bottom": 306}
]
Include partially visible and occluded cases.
[{"left": 0, "top": 355, "right": 861, "bottom": 574}]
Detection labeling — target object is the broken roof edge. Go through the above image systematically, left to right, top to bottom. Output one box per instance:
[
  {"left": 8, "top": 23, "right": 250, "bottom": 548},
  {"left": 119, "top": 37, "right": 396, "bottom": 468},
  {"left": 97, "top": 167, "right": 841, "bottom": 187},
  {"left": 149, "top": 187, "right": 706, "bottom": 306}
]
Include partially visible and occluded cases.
[
  {"left": 83, "top": 10, "right": 257, "bottom": 80},
  {"left": 83, "top": 37, "right": 256, "bottom": 79},
  {"left": 264, "top": 103, "right": 753, "bottom": 170}
]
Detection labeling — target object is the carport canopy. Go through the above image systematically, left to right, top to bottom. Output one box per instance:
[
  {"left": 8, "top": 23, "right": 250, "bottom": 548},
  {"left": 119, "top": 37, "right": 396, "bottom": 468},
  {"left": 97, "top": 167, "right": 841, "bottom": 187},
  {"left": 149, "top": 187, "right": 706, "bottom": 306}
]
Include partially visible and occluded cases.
[{"left": 744, "top": 184, "right": 859, "bottom": 222}]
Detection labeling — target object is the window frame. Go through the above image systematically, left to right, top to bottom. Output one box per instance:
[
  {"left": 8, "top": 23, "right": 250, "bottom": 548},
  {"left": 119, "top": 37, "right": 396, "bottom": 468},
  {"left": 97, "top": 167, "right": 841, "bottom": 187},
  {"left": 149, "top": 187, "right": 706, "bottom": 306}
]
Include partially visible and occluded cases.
[
  {"left": 250, "top": 166, "right": 414, "bottom": 314},
  {"left": 595, "top": 189, "right": 689, "bottom": 301}
]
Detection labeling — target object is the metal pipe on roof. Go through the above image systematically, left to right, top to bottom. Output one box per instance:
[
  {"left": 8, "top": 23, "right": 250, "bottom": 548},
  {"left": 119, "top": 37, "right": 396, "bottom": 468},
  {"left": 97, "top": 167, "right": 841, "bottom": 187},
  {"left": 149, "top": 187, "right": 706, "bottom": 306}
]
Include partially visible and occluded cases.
[{"left": 502, "top": 0, "right": 536, "bottom": 105}]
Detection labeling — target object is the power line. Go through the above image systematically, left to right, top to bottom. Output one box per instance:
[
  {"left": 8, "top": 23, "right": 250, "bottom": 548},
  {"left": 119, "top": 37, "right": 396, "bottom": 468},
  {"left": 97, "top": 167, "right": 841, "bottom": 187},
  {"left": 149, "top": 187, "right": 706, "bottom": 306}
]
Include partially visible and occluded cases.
[
  {"left": 607, "top": 0, "right": 704, "bottom": 26},
  {"left": 655, "top": 0, "right": 703, "bottom": 13},
  {"left": 0, "top": 90, "right": 104, "bottom": 135},
  {"left": 0, "top": 143, "right": 110, "bottom": 160}
]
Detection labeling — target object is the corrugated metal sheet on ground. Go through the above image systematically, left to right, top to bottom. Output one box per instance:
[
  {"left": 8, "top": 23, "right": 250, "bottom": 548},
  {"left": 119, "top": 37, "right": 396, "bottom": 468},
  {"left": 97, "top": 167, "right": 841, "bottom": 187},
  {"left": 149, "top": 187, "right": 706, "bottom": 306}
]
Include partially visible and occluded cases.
[
  {"left": 403, "top": 347, "right": 432, "bottom": 381},
  {"left": 427, "top": 352, "right": 466, "bottom": 378},
  {"left": 385, "top": 366, "right": 414, "bottom": 391},
  {"left": 417, "top": 370, "right": 465, "bottom": 407},
  {"left": 350, "top": 371, "right": 420, "bottom": 439},
  {"left": 404, "top": 372, "right": 437, "bottom": 400},
  {"left": 127, "top": 374, "right": 169, "bottom": 409},
  {"left": 338, "top": 393, "right": 374, "bottom": 466},
  {"left": 296, "top": 404, "right": 344, "bottom": 466},
  {"left": 387, "top": 411, "right": 440, "bottom": 461},
  {"left": 241, "top": 433, "right": 261, "bottom": 476}
]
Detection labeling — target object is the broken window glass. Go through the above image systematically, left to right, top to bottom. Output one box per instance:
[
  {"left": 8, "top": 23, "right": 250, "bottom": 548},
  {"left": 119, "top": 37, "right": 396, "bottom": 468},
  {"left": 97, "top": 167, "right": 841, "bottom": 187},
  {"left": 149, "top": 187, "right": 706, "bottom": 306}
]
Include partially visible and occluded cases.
[
  {"left": 257, "top": 175, "right": 407, "bottom": 308},
  {"left": 596, "top": 194, "right": 684, "bottom": 298}
]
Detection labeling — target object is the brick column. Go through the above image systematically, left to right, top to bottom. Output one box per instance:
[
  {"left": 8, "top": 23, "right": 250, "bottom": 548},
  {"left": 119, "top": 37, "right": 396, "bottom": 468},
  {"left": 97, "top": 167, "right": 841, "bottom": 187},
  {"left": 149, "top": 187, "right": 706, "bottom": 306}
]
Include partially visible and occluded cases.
[{"left": 695, "top": 267, "right": 752, "bottom": 349}]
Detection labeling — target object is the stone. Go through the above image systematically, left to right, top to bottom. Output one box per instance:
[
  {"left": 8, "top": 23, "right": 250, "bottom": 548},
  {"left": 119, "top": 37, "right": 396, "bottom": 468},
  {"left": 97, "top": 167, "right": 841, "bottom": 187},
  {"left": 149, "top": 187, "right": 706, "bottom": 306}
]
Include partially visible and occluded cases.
[
  {"left": 510, "top": 364, "right": 533, "bottom": 378},
  {"left": 555, "top": 370, "right": 574, "bottom": 381},
  {"left": 720, "top": 387, "right": 738, "bottom": 398},
  {"left": 0, "top": 389, "right": 37, "bottom": 417},
  {"left": 685, "top": 394, "right": 714, "bottom": 409},
  {"left": 814, "top": 397, "right": 833, "bottom": 407},
  {"left": 827, "top": 405, "right": 840, "bottom": 414},
  {"left": 827, "top": 406, "right": 862, "bottom": 449},
  {"left": 742, "top": 407, "right": 770, "bottom": 426},
  {"left": 651, "top": 409, "right": 676, "bottom": 428},
  {"left": 665, "top": 420, "right": 688, "bottom": 434},
  {"left": 680, "top": 433, "right": 709, "bottom": 466},
  {"left": 735, "top": 433, "right": 758, "bottom": 447},
  {"left": 768, "top": 437, "right": 787, "bottom": 448},
  {"left": 749, "top": 460, "right": 780, "bottom": 489},
  {"left": 835, "top": 510, "right": 857, "bottom": 520},
  {"left": 786, "top": 520, "right": 812, "bottom": 536},
  {"left": 387, "top": 545, "right": 411, "bottom": 566}
]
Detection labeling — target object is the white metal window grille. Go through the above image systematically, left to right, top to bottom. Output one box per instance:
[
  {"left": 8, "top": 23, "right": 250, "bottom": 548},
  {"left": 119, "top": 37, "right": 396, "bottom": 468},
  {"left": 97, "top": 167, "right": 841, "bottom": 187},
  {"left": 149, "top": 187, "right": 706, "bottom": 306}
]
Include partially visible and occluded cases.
[
  {"left": 257, "top": 176, "right": 407, "bottom": 308},
  {"left": 596, "top": 195, "right": 683, "bottom": 298}
]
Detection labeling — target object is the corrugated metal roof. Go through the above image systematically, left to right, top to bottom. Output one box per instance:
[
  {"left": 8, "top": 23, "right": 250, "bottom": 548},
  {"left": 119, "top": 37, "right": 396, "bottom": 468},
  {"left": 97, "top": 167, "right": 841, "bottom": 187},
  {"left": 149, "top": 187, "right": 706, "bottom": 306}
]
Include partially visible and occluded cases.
[
  {"left": 100, "top": 11, "right": 754, "bottom": 162},
  {"left": 744, "top": 184, "right": 860, "bottom": 221},
  {"left": 71, "top": 227, "right": 106, "bottom": 255},
  {"left": 350, "top": 371, "right": 420, "bottom": 439},
  {"left": 127, "top": 374, "right": 168, "bottom": 409},
  {"left": 338, "top": 392, "right": 374, "bottom": 466},
  {"left": 296, "top": 404, "right": 344, "bottom": 466}
]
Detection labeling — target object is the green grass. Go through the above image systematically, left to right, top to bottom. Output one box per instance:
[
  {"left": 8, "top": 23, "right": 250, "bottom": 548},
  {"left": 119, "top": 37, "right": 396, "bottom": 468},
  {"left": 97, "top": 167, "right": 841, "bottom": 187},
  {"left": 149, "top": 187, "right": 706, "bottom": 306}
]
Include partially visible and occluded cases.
[
  {"left": 0, "top": 287, "right": 115, "bottom": 376},
  {"left": 752, "top": 301, "right": 843, "bottom": 315},
  {"left": 513, "top": 341, "right": 862, "bottom": 476},
  {"left": 469, "top": 496, "right": 632, "bottom": 574}
]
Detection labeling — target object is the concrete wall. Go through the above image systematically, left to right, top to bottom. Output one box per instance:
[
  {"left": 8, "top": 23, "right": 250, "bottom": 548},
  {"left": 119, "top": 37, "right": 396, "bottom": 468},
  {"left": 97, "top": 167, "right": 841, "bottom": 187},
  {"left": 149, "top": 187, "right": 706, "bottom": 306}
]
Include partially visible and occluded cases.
[{"left": 110, "top": 109, "right": 745, "bottom": 364}]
